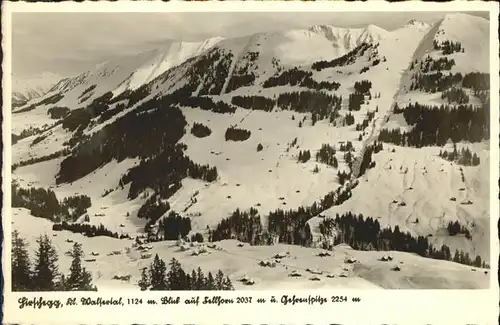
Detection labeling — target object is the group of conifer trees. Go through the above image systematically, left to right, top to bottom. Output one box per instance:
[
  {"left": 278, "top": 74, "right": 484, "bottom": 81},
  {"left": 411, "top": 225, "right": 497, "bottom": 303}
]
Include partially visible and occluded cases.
[
  {"left": 433, "top": 40, "right": 464, "bottom": 55},
  {"left": 312, "top": 43, "right": 372, "bottom": 71},
  {"left": 413, "top": 56, "right": 456, "bottom": 73},
  {"left": 262, "top": 67, "right": 340, "bottom": 91},
  {"left": 410, "top": 71, "right": 489, "bottom": 94},
  {"left": 441, "top": 87, "right": 469, "bottom": 104},
  {"left": 276, "top": 91, "right": 342, "bottom": 121},
  {"left": 231, "top": 95, "right": 275, "bottom": 112},
  {"left": 179, "top": 96, "right": 236, "bottom": 114},
  {"left": 379, "top": 102, "right": 489, "bottom": 147},
  {"left": 47, "top": 106, "right": 70, "bottom": 119},
  {"left": 344, "top": 112, "right": 355, "bottom": 126},
  {"left": 191, "top": 122, "right": 212, "bottom": 138},
  {"left": 225, "top": 126, "right": 251, "bottom": 141},
  {"left": 122, "top": 144, "right": 217, "bottom": 201},
  {"left": 316, "top": 144, "right": 338, "bottom": 168},
  {"left": 439, "top": 144, "right": 480, "bottom": 166},
  {"left": 297, "top": 150, "right": 312, "bottom": 163},
  {"left": 210, "top": 182, "right": 355, "bottom": 247},
  {"left": 12, "top": 183, "right": 91, "bottom": 223},
  {"left": 210, "top": 208, "right": 262, "bottom": 244},
  {"left": 159, "top": 211, "right": 192, "bottom": 240},
  {"left": 318, "top": 212, "right": 487, "bottom": 268},
  {"left": 447, "top": 220, "right": 472, "bottom": 239},
  {"left": 52, "top": 222, "right": 128, "bottom": 239},
  {"left": 12, "top": 231, "right": 96, "bottom": 291},
  {"left": 138, "top": 256, "right": 234, "bottom": 291}
]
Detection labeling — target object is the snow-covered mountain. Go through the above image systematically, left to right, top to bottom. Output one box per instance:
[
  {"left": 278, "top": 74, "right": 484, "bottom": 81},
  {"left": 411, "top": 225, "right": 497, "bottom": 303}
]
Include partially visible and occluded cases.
[
  {"left": 10, "top": 13, "right": 493, "bottom": 290},
  {"left": 12, "top": 72, "right": 63, "bottom": 107}
]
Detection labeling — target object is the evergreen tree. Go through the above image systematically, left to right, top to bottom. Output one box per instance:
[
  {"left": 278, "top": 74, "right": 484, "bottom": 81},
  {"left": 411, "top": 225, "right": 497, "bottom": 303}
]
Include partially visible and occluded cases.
[
  {"left": 11, "top": 230, "right": 33, "bottom": 291},
  {"left": 33, "top": 234, "right": 59, "bottom": 291},
  {"left": 66, "top": 242, "right": 96, "bottom": 291},
  {"left": 66, "top": 242, "right": 84, "bottom": 290},
  {"left": 149, "top": 254, "right": 168, "bottom": 290},
  {"left": 473, "top": 255, "right": 482, "bottom": 268},
  {"left": 167, "top": 258, "right": 187, "bottom": 290},
  {"left": 138, "top": 267, "right": 150, "bottom": 291},
  {"left": 196, "top": 267, "right": 205, "bottom": 290},
  {"left": 191, "top": 269, "right": 198, "bottom": 290},
  {"left": 215, "top": 270, "right": 225, "bottom": 290},
  {"left": 206, "top": 272, "right": 216, "bottom": 290},
  {"left": 222, "top": 276, "right": 234, "bottom": 290}
]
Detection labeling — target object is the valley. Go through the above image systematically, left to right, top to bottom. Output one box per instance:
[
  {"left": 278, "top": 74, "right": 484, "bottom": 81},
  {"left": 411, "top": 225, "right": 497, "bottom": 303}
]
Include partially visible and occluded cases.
[{"left": 10, "top": 13, "right": 492, "bottom": 291}]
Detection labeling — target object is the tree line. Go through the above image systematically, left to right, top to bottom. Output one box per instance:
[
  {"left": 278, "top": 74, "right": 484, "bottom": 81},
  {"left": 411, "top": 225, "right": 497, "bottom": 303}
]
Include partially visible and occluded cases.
[
  {"left": 433, "top": 40, "right": 464, "bottom": 55},
  {"left": 312, "top": 43, "right": 372, "bottom": 71},
  {"left": 225, "top": 51, "right": 259, "bottom": 93},
  {"left": 411, "top": 56, "right": 455, "bottom": 73},
  {"left": 263, "top": 67, "right": 340, "bottom": 91},
  {"left": 410, "top": 71, "right": 489, "bottom": 93},
  {"left": 353, "top": 80, "right": 372, "bottom": 95},
  {"left": 441, "top": 87, "right": 469, "bottom": 104},
  {"left": 277, "top": 91, "right": 342, "bottom": 121},
  {"left": 231, "top": 95, "right": 275, "bottom": 112},
  {"left": 178, "top": 96, "right": 236, "bottom": 114},
  {"left": 379, "top": 101, "right": 489, "bottom": 147},
  {"left": 47, "top": 106, "right": 70, "bottom": 119},
  {"left": 191, "top": 122, "right": 212, "bottom": 138},
  {"left": 225, "top": 126, "right": 251, "bottom": 141},
  {"left": 121, "top": 144, "right": 218, "bottom": 200},
  {"left": 316, "top": 144, "right": 338, "bottom": 168},
  {"left": 439, "top": 144, "right": 480, "bottom": 166},
  {"left": 12, "top": 149, "right": 71, "bottom": 171},
  {"left": 298, "top": 150, "right": 312, "bottom": 163},
  {"left": 210, "top": 180, "right": 356, "bottom": 246},
  {"left": 12, "top": 184, "right": 92, "bottom": 223},
  {"left": 210, "top": 208, "right": 262, "bottom": 244},
  {"left": 159, "top": 211, "right": 192, "bottom": 240},
  {"left": 319, "top": 212, "right": 486, "bottom": 268},
  {"left": 447, "top": 220, "right": 472, "bottom": 239},
  {"left": 52, "top": 222, "right": 129, "bottom": 240},
  {"left": 12, "top": 231, "right": 97, "bottom": 291},
  {"left": 139, "top": 256, "right": 234, "bottom": 291}
]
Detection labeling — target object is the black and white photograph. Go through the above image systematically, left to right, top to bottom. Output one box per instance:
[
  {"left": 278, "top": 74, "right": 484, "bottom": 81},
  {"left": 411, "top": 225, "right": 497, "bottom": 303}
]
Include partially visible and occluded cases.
[{"left": 4, "top": 2, "right": 497, "bottom": 296}]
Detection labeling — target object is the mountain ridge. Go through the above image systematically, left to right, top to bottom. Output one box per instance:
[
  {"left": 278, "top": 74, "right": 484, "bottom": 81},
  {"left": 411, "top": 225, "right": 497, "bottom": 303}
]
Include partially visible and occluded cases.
[{"left": 10, "top": 12, "right": 492, "bottom": 290}]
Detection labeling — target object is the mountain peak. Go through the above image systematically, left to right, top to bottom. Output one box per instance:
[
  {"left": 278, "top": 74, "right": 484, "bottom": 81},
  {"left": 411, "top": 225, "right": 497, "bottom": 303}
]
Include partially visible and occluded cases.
[{"left": 404, "top": 19, "right": 431, "bottom": 30}]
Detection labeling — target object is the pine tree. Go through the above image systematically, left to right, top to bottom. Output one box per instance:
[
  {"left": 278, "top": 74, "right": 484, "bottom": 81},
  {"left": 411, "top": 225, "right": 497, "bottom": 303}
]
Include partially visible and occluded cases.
[
  {"left": 11, "top": 230, "right": 33, "bottom": 291},
  {"left": 33, "top": 234, "right": 59, "bottom": 291},
  {"left": 66, "top": 242, "right": 84, "bottom": 290},
  {"left": 149, "top": 254, "right": 168, "bottom": 290},
  {"left": 473, "top": 255, "right": 482, "bottom": 268},
  {"left": 167, "top": 258, "right": 187, "bottom": 290},
  {"left": 138, "top": 267, "right": 149, "bottom": 291},
  {"left": 195, "top": 267, "right": 205, "bottom": 290},
  {"left": 80, "top": 268, "right": 96, "bottom": 291},
  {"left": 191, "top": 269, "right": 198, "bottom": 290},
  {"left": 215, "top": 270, "right": 225, "bottom": 290},
  {"left": 206, "top": 272, "right": 216, "bottom": 290},
  {"left": 222, "top": 276, "right": 234, "bottom": 290}
]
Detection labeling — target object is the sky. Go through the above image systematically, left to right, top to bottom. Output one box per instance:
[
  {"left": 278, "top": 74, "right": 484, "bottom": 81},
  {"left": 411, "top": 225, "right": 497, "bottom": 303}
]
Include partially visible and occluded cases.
[{"left": 12, "top": 11, "right": 490, "bottom": 80}]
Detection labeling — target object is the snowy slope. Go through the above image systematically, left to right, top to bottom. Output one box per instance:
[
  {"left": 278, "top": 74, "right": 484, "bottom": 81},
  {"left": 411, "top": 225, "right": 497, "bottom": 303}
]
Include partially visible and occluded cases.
[
  {"left": 434, "top": 13, "right": 490, "bottom": 73},
  {"left": 13, "top": 38, "right": 224, "bottom": 116},
  {"left": 12, "top": 208, "right": 490, "bottom": 290}
]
